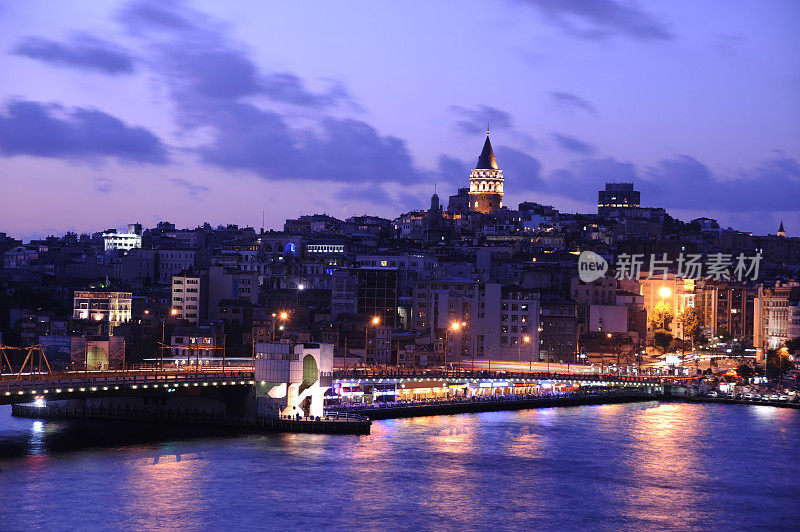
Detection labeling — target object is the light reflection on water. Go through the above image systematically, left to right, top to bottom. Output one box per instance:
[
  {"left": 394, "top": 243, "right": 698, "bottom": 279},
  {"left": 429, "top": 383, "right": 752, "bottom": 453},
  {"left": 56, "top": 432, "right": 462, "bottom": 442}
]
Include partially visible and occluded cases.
[{"left": 0, "top": 402, "right": 798, "bottom": 530}]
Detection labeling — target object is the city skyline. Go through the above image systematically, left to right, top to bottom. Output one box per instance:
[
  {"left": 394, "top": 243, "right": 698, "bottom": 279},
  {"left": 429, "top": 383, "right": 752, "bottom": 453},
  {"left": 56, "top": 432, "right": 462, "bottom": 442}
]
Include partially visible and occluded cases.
[{"left": 1, "top": 0, "right": 799, "bottom": 240}]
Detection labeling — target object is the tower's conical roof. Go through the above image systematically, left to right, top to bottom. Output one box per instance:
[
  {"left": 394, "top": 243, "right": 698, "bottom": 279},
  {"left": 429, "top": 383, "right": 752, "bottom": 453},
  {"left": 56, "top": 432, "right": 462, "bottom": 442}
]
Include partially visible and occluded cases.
[
  {"left": 476, "top": 134, "right": 498, "bottom": 170},
  {"left": 779, "top": 220, "right": 785, "bottom": 233}
]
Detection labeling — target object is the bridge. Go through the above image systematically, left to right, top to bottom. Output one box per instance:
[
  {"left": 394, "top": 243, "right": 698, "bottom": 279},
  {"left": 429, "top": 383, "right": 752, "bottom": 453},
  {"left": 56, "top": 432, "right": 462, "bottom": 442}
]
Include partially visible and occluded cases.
[
  {"left": 0, "top": 365, "right": 671, "bottom": 405},
  {"left": 0, "top": 368, "right": 256, "bottom": 405}
]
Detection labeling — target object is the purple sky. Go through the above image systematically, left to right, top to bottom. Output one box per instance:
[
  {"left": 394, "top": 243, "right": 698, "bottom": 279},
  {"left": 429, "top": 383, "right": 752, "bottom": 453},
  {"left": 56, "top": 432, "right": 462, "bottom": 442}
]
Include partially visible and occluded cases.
[{"left": 1, "top": 0, "right": 798, "bottom": 240}]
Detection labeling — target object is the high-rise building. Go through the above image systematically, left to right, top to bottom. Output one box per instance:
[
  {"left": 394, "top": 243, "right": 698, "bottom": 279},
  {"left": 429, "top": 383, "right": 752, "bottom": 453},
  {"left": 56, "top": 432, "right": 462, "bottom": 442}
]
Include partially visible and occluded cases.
[
  {"left": 468, "top": 131, "right": 504, "bottom": 214},
  {"left": 598, "top": 183, "right": 640, "bottom": 216}
]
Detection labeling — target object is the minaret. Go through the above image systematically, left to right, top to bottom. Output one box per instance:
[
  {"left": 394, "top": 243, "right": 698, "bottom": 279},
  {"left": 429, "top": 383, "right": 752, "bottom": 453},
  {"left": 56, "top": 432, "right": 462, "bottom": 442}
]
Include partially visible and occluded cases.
[
  {"left": 468, "top": 128, "right": 504, "bottom": 213},
  {"left": 777, "top": 221, "right": 786, "bottom": 237}
]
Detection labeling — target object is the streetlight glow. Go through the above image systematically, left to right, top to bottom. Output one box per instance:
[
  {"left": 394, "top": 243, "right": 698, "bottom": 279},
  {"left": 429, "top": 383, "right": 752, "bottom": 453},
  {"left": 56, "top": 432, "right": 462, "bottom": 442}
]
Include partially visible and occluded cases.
[
  {"left": 659, "top": 286, "right": 672, "bottom": 298},
  {"left": 372, "top": 316, "right": 381, "bottom": 325}
]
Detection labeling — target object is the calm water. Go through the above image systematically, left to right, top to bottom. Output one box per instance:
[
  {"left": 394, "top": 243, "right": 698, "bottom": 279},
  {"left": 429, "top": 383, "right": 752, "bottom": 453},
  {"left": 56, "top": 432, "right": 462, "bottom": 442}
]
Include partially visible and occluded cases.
[{"left": 0, "top": 402, "right": 798, "bottom": 531}]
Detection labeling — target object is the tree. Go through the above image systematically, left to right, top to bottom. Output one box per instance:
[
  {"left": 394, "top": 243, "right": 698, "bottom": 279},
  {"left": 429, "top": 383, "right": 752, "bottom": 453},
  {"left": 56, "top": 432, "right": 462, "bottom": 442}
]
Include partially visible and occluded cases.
[
  {"left": 649, "top": 301, "right": 674, "bottom": 332},
  {"left": 679, "top": 306, "right": 704, "bottom": 346},
  {"left": 653, "top": 330, "right": 673, "bottom": 352},
  {"left": 786, "top": 337, "right": 800, "bottom": 356},
  {"left": 767, "top": 348, "right": 795, "bottom": 380},
  {"left": 737, "top": 364, "right": 754, "bottom": 379}
]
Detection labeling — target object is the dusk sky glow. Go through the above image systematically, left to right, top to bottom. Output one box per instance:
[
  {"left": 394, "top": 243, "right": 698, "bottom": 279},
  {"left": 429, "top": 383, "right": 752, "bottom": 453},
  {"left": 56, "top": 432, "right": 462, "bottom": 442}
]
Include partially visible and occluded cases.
[{"left": 1, "top": 0, "right": 798, "bottom": 239}]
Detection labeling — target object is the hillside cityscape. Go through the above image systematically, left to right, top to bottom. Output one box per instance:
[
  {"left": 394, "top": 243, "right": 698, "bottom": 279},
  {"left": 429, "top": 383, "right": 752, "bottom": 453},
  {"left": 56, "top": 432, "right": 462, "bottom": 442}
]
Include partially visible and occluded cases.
[{"left": 2, "top": 133, "right": 798, "bottom": 381}]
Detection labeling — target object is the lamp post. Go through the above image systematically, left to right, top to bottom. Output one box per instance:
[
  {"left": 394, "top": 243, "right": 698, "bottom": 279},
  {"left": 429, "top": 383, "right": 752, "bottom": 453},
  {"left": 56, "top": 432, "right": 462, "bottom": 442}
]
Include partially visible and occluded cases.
[
  {"left": 161, "top": 308, "right": 177, "bottom": 371},
  {"left": 272, "top": 311, "right": 288, "bottom": 341},
  {"left": 366, "top": 316, "right": 380, "bottom": 368},
  {"left": 446, "top": 321, "right": 460, "bottom": 373},
  {"left": 523, "top": 335, "right": 532, "bottom": 372}
]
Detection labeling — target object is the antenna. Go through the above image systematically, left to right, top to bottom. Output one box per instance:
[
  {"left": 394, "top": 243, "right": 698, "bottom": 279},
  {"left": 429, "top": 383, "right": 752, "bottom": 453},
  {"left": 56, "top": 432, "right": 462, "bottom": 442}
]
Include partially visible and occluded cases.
[{"left": 487, "top": 121, "right": 490, "bottom": 135}]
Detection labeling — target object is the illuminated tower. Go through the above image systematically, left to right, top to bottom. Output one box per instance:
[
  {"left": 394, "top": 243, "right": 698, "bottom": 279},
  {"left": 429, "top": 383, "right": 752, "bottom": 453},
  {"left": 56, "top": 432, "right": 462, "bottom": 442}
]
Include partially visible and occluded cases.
[
  {"left": 468, "top": 130, "right": 504, "bottom": 213},
  {"left": 777, "top": 221, "right": 786, "bottom": 237}
]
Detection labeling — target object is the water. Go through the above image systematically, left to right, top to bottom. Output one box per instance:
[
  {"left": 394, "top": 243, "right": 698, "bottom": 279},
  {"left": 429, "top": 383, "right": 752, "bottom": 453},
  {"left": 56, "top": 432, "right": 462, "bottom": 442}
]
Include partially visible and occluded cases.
[{"left": 0, "top": 402, "right": 798, "bottom": 531}]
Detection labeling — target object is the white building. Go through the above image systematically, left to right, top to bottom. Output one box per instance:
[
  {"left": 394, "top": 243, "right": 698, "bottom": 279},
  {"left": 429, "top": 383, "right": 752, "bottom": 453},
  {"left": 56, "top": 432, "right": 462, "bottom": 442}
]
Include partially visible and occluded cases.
[
  {"left": 103, "top": 224, "right": 142, "bottom": 252},
  {"left": 254, "top": 342, "right": 333, "bottom": 418}
]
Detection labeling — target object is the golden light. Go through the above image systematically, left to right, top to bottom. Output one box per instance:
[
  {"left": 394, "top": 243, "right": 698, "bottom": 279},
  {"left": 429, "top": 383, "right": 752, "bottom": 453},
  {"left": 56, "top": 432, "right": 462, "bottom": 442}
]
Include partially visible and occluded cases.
[
  {"left": 658, "top": 286, "right": 672, "bottom": 298},
  {"left": 170, "top": 308, "right": 178, "bottom": 316},
  {"left": 144, "top": 309, "right": 150, "bottom": 315},
  {"left": 272, "top": 312, "right": 277, "bottom": 318},
  {"left": 280, "top": 312, "right": 289, "bottom": 320},
  {"left": 372, "top": 316, "right": 381, "bottom": 325},
  {"left": 450, "top": 322, "right": 460, "bottom": 331},
  {"left": 607, "top": 333, "right": 613, "bottom": 338},
  {"left": 523, "top": 336, "right": 531, "bottom": 343}
]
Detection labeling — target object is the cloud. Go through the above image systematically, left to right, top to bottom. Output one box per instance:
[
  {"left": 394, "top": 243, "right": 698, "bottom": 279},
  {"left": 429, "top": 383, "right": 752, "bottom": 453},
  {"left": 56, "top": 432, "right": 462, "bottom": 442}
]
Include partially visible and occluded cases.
[
  {"left": 116, "top": 0, "right": 422, "bottom": 185},
  {"left": 119, "top": 0, "right": 353, "bottom": 108},
  {"left": 518, "top": 0, "right": 673, "bottom": 41},
  {"left": 13, "top": 34, "right": 135, "bottom": 74},
  {"left": 550, "top": 91, "right": 597, "bottom": 114},
  {"left": 0, "top": 100, "right": 168, "bottom": 164},
  {"left": 451, "top": 105, "right": 514, "bottom": 135},
  {"left": 552, "top": 132, "right": 595, "bottom": 154},
  {"left": 496, "top": 147, "right": 544, "bottom": 192},
  {"left": 546, "top": 152, "right": 800, "bottom": 214},
  {"left": 642, "top": 153, "right": 800, "bottom": 212},
  {"left": 92, "top": 177, "right": 115, "bottom": 193},
  {"left": 168, "top": 177, "right": 208, "bottom": 195},
  {"left": 335, "top": 184, "right": 392, "bottom": 206}
]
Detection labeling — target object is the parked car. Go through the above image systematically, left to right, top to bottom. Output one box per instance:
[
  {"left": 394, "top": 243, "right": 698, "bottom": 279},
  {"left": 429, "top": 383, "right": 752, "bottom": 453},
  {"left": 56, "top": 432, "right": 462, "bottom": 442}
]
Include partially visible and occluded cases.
[
  {"left": 708, "top": 390, "right": 719, "bottom": 398},
  {"left": 726, "top": 393, "right": 735, "bottom": 399},
  {"left": 744, "top": 393, "right": 755, "bottom": 400},
  {"left": 770, "top": 394, "right": 780, "bottom": 401},
  {"left": 778, "top": 395, "right": 789, "bottom": 402}
]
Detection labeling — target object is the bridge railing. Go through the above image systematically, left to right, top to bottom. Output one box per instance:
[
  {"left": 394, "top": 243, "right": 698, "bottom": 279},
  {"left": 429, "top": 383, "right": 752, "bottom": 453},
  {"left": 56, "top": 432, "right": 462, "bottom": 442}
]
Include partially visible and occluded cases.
[
  {"left": 0, "top": 368, "right": 256, "bottom": 393},
  {"left": 332, "top": 368, "right": 666, "bottom": 384}
]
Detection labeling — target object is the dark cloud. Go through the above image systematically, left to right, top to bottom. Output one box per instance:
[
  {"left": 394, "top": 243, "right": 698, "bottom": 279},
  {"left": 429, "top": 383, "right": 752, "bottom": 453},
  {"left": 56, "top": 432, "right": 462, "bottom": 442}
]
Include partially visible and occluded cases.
[
  {"left": 118, "top": 0, "right": 421, "bottom": 184},
  {"left": 120, "top": 0, "right": 353, "bottom": 108},
  {"left": 519, "top": 0, "right": 673, "bottom": 41},
  {"left": 13, "top": 34, "right": 135, "bottom": 74},
  {"left": 551, "top": 91, "right": 597, "bottom": 114},
  {"left": 0, "top": 100, "right": 168, "bottom": 164},
  {"left": 451, "top": 105, "right": 513, "bottom": 135},
  {"left": 552, "top": 132, "right": 595, "bottom": 154},
  {"left": 495, "top": 147, "right": 544, "bottom": 192},
  {"left": 547, "top": 152, "right": 800, "bottom": 213},
  {"left": 642, "top": 153, "right": 800, "bottom": 212},
  {"left": 437, "top": 155, "right": 471, "bottom": 188},
  {"left": 168, "top": 177, "right": 209, "bottom": 195}
]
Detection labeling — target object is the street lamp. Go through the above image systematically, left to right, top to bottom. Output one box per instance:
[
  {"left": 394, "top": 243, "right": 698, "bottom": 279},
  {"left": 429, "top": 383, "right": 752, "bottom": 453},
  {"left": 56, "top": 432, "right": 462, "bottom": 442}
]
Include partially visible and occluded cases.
[
  {"left": 659, "top": 286, "right": 672, "bottom": 299},
  {"left": 161, "top": 308, "right": 178, "bottom": 371},
  {"left": 272, "top": 311, "right": 289, "bottom": 341},
  {"left": 366, "top": 316, "right": 380, "bottom": 367},
  {"left": 445, "top": 321, "right": 460, "bottom": 372},
  {"left": 523, "top": 335, "right": 532, "bottom": 372}
]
